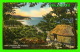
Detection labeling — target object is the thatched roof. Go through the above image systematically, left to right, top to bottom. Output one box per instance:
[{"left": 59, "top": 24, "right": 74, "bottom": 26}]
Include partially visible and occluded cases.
[{"left": 48, "top": 24, "right": 74, "bottom": 36}]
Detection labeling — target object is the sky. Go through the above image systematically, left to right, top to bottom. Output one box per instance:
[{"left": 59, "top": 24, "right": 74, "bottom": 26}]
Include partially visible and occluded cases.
[{"left": 13, "top": 3, "right": 54, "bottom": 17}]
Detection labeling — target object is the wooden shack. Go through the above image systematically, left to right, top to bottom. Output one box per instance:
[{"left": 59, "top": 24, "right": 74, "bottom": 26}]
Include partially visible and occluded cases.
[{"left": 48, "top": 24, "right": 74, "bottom": 45}]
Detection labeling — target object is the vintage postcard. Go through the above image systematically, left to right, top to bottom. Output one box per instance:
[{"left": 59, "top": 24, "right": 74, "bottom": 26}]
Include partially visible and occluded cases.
[{"left": 3, "top": 2, "right": 77, "bottom": 49}]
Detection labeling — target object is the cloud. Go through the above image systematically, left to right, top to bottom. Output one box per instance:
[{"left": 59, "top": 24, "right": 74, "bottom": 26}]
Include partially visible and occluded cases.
[
  {"left": 12, "top": 7, "right": 53, "bottom": 17},
  {"left": 30, "top": 7, "right": 53, "bottom": 17},
  {"left": 12, "top": 9, "right": 30, "bottom": 17}
]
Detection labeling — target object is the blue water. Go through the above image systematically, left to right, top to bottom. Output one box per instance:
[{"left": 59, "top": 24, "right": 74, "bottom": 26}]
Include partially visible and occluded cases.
[{"left": 19, "top": 17, "right": 44, "bottom": 25}]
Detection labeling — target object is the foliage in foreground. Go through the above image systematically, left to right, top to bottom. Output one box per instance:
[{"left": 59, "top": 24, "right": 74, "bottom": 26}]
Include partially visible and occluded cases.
[{"left": 3, "top": 26, "right": 46, "bottom": 45}]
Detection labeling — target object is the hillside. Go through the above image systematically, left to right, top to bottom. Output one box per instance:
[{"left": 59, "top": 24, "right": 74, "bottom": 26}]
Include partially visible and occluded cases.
[{"left": 11, "top": 15, "right": 31, "bottom": 20}]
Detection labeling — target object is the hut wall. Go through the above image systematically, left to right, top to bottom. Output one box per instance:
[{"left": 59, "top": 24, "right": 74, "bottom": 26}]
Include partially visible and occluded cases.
[
  {"left": 50, "top": 35, "right": 54, "bottom": 41},
  {"left": 57, "top": 35, "right": 73, "bottom": 44},
  {"left": 57, "top": 35, "right": 64, "bottom": 43},
  {"left": 63, "top": 37, "right": 71, "bottom": 44},
  {"left": 70, "top": 37, "right": 75, "bottom": 45}
]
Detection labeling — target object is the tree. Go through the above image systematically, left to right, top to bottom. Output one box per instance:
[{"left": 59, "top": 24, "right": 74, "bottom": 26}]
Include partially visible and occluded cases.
[
  {"left": 3, "top": 2, "right": 77, "bottom": 48},
  {"left": 30, "top": 2, "right": 77, "bottom": 48},
  {"left": 3, "top": 3, "right": 26, "bottom": 20},
  {"left": 50, "top": 3, "right": 77, "bottom": 49}
]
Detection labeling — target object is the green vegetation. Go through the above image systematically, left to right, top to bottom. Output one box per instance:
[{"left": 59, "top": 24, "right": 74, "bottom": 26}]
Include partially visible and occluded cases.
[
  {"left": 3, "top": 3, "right": 77, "bottom": 49},
  {"left": 12, "top": 15, "right": 31, "bottom": 20},
  {"left": 4, "top": 20, "right": 22, "bottom": 26},
  {"left": 3, "top": 26, "right": 46, "bottom": 45}
]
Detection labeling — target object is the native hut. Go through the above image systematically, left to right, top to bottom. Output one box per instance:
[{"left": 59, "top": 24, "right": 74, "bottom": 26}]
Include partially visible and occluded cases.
[{"left": 48, "top": 24, "right": 74, "bottom": 45}]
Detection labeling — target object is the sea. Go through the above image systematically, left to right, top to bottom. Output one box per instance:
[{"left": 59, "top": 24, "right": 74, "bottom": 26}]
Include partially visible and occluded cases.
[{"left": 17, "top": 17, "right": 44, "bottom": 26}]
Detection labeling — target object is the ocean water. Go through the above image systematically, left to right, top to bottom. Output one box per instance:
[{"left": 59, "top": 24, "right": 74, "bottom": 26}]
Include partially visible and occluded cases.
[{"left": 18, "top": 17, "right": 44, "bottom": 25}]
